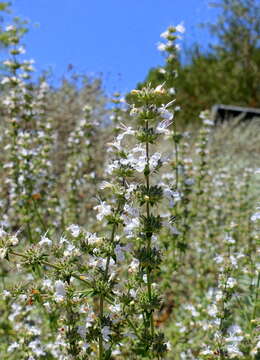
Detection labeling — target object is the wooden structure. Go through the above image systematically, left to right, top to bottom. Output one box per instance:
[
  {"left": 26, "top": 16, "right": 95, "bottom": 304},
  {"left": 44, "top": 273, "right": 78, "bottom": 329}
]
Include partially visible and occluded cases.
[{"left": 212, "top": 104, "right": 260, "bottom": 124}]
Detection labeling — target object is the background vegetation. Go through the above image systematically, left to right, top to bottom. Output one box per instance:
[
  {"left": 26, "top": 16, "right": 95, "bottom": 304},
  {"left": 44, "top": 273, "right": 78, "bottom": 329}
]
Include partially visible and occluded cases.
[
  {"left": 0, "top": 0, "right": 259, "bottom": 359},
  {"left": 129, "top": 0, "right": 260, "bottom": 127}
]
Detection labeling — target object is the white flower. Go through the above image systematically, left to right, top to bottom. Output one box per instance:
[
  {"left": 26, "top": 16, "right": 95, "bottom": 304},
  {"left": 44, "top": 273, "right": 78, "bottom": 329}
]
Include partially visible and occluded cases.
[
  {"left": 176, "top": 22, "right": 185, "bottom": 33},
  {"left": 6, "top": 25, "right": 16, "bottom": 32},
  {"left": 160, "top": 30, "right": 170, "bottom": 39},
  {"left": 157, "top": 42, "right": 166, "bottom": 52},
  {"left": 17, "top": 46, "right": 26, "bottom": 54},
  {"left": 158, "top": 67, "right": 166, "bottom": 74},
  {"left": 1, "top": 77, "right": 10, "bottom": 85},
  {"left": 154, "top": 83, "right": 166, "bottom": 94},
  {"left": 168, "top": 87, "right": 175, "bottom": 95},
  {"left": 158, "top": 105, "right": 174, "bottom": 121},
  {"left": 130, "top": 107, "right": 139, "bottom": 117},
  {"left": 156, "top": 119, "right": 172, "bottom": 135},
  {"left": 203, "top": 119, "right": 214, "bottom": 126},
  {"left": 117, "top": 124, "right": 135, "bottom": 141},
  {"left": 107, "top": 139, "right": 122, "bottom": 151},
  {"left": 125, "top": 145, "right": 147, "bottom": 173},
  {"left": 150, "top": 152, "right": 162, "bottom": 170},
  {"left": 133, "top": 157, "right": 146, "bottom": 172},
  {"left": 106, "top": 161, "right": 119, "bottom": 174},
  {"left": 184, "top": 178, "right": 194, "bottom": 186},
  {"left": 99, "top": 181, "right": 112, "bottom": 190},
  {"left": 163, "top": 187, "right": 176, "bottom": 208},
  {"left": 94, "top": 201, "right": 112, "bottom": 221},
  {"left": 124, "top": 204, "right": 139, "bottom": 217},
  {"left": 251, "top": 212, "right": 260, "bottom": 222},
  {"left": 124, "top": 216, "right": 140, "bottom": 234},
  {"left": 67, "top": 224, "right": 81, "bottom": 237},
  {"left": 167, "top": 224, "right": 181, "bottom": 235},
  {"left": 0, "top": 227, "right": 7, "bottom": 238},
  {"left": 39, "top": 232, "right": 52, "bottom": 247},
  {"left": 86, "top": 232, "right": 100, "bottom": 245},
  {"left": 9, "top": 234, "right": 19, "bottom": 246},
  {"left": 225, "top": 234, "right": 236, "bottom": 244},
  {"left": 60, "top": 236, "right": 68, "bottom": 244},
  {"left": 64, "top": 242, "right": 79, "bottom": 257},
  {"left": 114, "top": 244, "right": 125, "bottom": 262},
  {"left": 114, "top": 244, "right": 131, "bottom": 262},
  {"left": 0, "top": 248, "right": 7, "bottom": 260},
  {"left": 214, "top": 255, "right": 224, "bottom": 264},
  {"left": 129, "top": 258, "right": 139, "bottom": 273},
  {"left": 226, "top": 277, "right": 237, "bottom": 288},
  {"left": 42, "top": 279, "right": 52, "bottom": 289},
  {"left": 54, "top": 280, "right": 66, "bottom": 302},
  {"left": 129, "top": 289, "right": 137, "bottom": 298},
  {"left": 3, "top": 290, "right": 11, "bottom": 298},
  {"left": 216, "top": 290, "right": 223, "bottom": 302},
  {"left": 18, "top": 294, "right": 27, "bottom": 302},
  {"left": 43, "top": 302, "right": 51, "bottom": 312},
  {"left": 8, "top": 303, "right": 22, "bottom": 322},
  {"left": 109, "top": 304, "right": 121, "bottom": 313},
  {"left": 183, "top": 304, "right": 199, "bottom": 317},
  {"left": 207, "top": 304, "right": 218, "bottom": 317},
  {"left": 85, "top": 311, "right": 95, "bottom": 328},
  {"left": 176, "top": 322, "right": 187, "bottom": 333},
  {"left": 227, "top": 324, "right": 242, "bottom": 337},
  {"left": 78, "top": 325, "right": 86, "bottom": 338},
  {"left": 101, "top": 326, "right": 111, "bottom": 342},
  {"left": 226, "top": 334, "right": 244, "bottom": 343},
  {"left": 28, "top": 339, "right": 45, "bottom": 356},
  {"left": 166, "top": 341, "right": 172, "bottom": 350},
  {"left": 7, "top": 342, "right": 20, "bottom": 352},
  {"left": 83, "top": 343, "right": 90, "bottom": 350},
  {"left": 226, "top": 344, "right": 243, "bottom": 358},
  {"left": 200, "top": 346, "right": 213, "bottom": 355},
  {"left": 112, "top": 348, "right": 121, "bottom": 356}
]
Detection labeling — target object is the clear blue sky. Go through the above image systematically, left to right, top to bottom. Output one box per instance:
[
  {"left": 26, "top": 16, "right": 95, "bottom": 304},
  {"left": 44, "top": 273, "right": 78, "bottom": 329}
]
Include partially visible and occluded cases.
[{"left": 10, "top": 0, "right": 218, "bottom": 94}]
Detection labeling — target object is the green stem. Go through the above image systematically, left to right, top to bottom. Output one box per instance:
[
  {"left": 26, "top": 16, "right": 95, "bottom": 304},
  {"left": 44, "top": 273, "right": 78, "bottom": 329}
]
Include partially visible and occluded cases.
[
  {"left": 145, "top": 121, "right": 154, "bottom": 339},
  {"left": 173, "top": 123, "right": 179, "bottom": 190},
  {"left": 32, "top": 198, "right": 47, "bottom": 233},
  {"left": 99, "top": 200, "right": 123, "bottom": 359},
  {"left": 26, "top": 219, "right": 33, "bottom": 243},
  {"left": 104, "top": 221, "right": 117, "bottom": 280},
  {"left": 10, "top": 250, "right": 90, "bottom": 285},
  {"left": 252, "top": 271, "right": 260, "bottom": 322},
  {"left": 99, "top": 295, "right": 104, "bottom": 360},
  {"left": 126, "top": 317, "right": 142, "bottom": 341}
]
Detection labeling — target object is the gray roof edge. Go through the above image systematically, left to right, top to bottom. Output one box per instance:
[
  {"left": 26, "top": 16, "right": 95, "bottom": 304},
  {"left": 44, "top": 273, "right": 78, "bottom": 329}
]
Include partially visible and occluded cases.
[{"left": 212, "top": 104, "right": 260, "bottom": 114}]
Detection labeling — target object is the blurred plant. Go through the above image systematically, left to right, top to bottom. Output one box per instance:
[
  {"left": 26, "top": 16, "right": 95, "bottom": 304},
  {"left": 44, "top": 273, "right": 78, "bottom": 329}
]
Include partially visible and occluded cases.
[{"left": 131, "top": 0, "right": 260, "bottom": 127}]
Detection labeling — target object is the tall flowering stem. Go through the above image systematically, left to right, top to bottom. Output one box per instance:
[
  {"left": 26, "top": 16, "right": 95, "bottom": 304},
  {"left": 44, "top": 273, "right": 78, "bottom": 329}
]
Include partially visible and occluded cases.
[
  {"left": 1, "top": 24, "right": 55, "bottom": 237},
  {"left": 158, "top": 24, "right": 185, "bottom": 190},
  {"left": 129, "top": 84, "right": 174, "bottom": 357},
  {"left": 110, "top": 92, "right": 127, "bottom": 136},
  {"left": 93, "top": 96, "right": 132, "bottom": 357},
  {"left": 64, "top": 105, "right": 98, "bottom": 224}
]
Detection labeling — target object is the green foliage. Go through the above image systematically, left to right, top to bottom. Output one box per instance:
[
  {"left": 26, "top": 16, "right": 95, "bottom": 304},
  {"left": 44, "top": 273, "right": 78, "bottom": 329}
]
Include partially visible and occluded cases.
[
  {"left": 130, "top": 0, "right": 260, "bottom": 128},
  {"left": 0, "top": 2, "right": 259, "bottom": 359},
  {"left": 0, "top": 2, "right": 10, "bottom": 11}
]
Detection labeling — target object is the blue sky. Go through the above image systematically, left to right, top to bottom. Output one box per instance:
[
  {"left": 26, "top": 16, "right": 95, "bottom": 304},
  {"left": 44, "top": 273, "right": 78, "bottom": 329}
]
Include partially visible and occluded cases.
[{"left": 10, "top": 0, "right": 218, "bottom": 94}]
